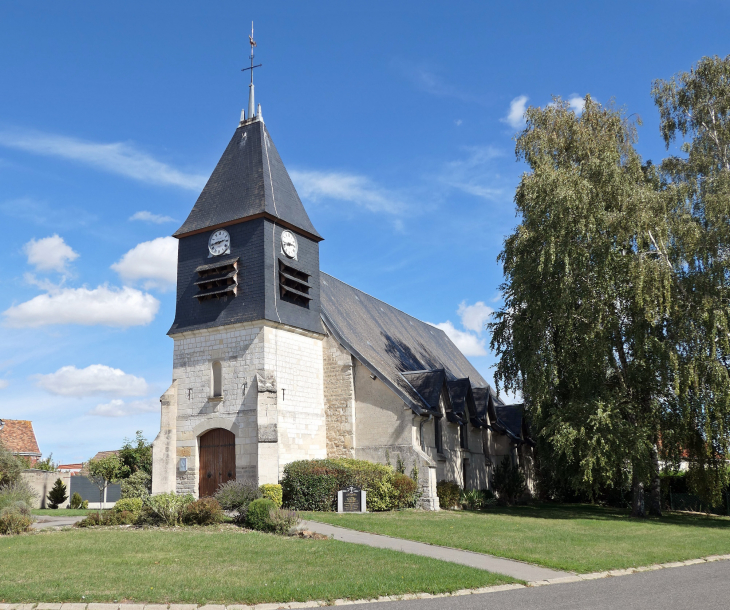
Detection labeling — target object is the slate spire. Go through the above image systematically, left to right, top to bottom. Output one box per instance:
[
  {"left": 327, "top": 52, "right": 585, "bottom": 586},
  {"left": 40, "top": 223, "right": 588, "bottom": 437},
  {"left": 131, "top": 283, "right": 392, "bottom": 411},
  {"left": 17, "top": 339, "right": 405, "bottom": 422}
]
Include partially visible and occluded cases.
[{"left": 174, "top": 33, "right": 322, "bottom": 242}]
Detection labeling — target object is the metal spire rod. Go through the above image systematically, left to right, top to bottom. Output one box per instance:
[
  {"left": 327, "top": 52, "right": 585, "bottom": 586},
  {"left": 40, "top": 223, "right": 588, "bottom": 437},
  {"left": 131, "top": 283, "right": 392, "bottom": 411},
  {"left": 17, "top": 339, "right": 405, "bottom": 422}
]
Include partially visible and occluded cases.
[{"left": 241, "top": 22, "right": 262, "bottom": 119}]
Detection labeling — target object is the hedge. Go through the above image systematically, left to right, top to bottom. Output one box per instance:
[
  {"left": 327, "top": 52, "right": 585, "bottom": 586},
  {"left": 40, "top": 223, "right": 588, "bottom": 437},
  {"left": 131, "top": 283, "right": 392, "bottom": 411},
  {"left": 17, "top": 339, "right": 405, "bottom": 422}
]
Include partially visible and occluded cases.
[{"left": 281, "top": 458, "right": 419, "bottom": 511}]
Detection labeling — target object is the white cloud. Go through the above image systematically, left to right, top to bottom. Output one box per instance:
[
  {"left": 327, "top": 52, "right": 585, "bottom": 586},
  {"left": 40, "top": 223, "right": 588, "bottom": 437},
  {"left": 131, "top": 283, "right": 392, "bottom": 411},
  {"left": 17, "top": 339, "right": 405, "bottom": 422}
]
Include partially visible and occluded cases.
[
  {"left": 501, "top": 95, "right": 529, "bottom": 129},
  {"left": 568, "top": 95, "right": 586, "bottom": 114},
  {"left": 455, "top": 119, "right": 463, "bottom": 126},
  {"left": 0, "top": 130, "right": 206, "bottom": 190},
  {"left": 441, "top": 146, "right": 505, "bottom": 201},
  {"left": 291, "top": 170, "right": 406, "bottom": 215},
  {"left": 130, "top": 211, "right": 176, "bottom": 224},
  {"left": 23, "top": 234, "right": 79, "bottom": 273},
  {"left": 111, "top": 236, "right": 177, "bottom": 291},
  {"left": 3, "top": 285, "right": 159, "bottom": 327},
  {"left": 457, "top": 301, "right": 494, "bottom": 334},
  {"left": 431, "top": 321, "right": 487, "bottom": 357},
  {"left": 35, "top": 364, "right": 149, "bottom": 397},
  {"left": 0, "top": 380, "right": 8, "bottom": 389},
  {"left": 88, "top": 398, "right": 159, "bottom": 417}
]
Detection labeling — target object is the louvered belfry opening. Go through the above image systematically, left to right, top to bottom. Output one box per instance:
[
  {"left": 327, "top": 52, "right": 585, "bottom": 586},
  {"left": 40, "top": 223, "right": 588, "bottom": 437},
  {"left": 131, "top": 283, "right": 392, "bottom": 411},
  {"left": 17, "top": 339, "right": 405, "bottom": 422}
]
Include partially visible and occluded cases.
[
  {"left": 194, "top": 257, "right": 239, "bottom": 301},
  {"left": 278, "top": 258, "right": 312, "bottom": 307}
]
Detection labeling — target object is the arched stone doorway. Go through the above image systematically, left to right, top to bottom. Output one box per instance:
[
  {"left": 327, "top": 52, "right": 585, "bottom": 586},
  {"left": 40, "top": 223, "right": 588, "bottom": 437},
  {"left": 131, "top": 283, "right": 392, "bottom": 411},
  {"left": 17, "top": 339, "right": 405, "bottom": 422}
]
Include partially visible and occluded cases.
[{"left": 198, "top": 428, "right": 236, "bottom": 497}]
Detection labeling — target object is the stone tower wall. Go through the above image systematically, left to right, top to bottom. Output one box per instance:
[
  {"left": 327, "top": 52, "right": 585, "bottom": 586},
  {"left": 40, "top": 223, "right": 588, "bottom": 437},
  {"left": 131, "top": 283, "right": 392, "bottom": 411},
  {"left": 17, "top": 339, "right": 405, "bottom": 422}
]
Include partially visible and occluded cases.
[{"left": 322, "top": 332, "right": 356, "bottom": 458}]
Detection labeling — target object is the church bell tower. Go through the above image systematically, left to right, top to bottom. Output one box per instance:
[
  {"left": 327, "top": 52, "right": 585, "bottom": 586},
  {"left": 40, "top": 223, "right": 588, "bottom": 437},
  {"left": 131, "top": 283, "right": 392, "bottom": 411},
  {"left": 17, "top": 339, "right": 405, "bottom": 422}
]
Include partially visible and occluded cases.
[{"left": 152, "top": 28, "right": 327, "bottom": 496}]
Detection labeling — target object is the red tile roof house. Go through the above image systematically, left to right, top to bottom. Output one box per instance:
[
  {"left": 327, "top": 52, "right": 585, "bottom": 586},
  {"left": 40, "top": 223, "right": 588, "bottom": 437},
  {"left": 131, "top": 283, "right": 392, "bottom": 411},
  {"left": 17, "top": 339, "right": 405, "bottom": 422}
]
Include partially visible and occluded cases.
[{"left": 0, "top": 418, "right": 42, "bottom": 465}]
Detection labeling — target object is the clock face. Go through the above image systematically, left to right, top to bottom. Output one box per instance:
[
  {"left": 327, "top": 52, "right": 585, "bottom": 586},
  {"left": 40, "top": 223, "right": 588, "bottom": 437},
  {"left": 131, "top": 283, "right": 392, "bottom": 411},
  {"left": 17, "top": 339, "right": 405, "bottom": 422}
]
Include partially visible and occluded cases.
[
  {"left": 208, "top": 229, "right": 230, "bottom": 256},
  {"left": 281, "top": 230, "right": 298, "bottom": 259}
]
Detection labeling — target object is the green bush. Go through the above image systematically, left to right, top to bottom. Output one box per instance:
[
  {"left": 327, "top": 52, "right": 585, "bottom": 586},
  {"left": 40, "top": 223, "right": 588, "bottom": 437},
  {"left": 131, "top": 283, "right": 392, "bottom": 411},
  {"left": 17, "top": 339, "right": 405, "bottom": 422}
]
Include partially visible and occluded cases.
[
  {"left": 0, "top": 442, "right": 23, "bottom": 487},
  {"left": 492, "top": 456, "right": 526, "bottom": 505},
  {"left": 281, "top": 458, "right": 403, "bottom": 511},
  {"left": 120, "top": 470, "right": 152, "bottom": 499},
  {"left": 392, "top": 473, "right": 419, "bottom": 509},
  {"left": 47, "top": 478, "right": 68, "bottom": 509},
  {"left": 0, "top": 479, "right": 37, "bottom": 512},
  {"left": 214, "top": 479, "right": 261, "bottom": 522},
  {"left": 437, "top": 480, "right": 461, "bottom": 509},
  {"left": 260, "top": 483, "right": 283, "bottom": 507},
  {"left": 460, "top": 489, "right": 483, "bottom": 510},
  {"left": 69, "top": 492, "right": 84, "bottom": 509},
  {"left": 142, "top": 492, "right": 194, "bottom": 526},
  {"left": 114, "top": 497, "right": 143, "bottom": 514},
  {"left": 182, "top": 497, "right": 224, "bottom": 525},
  {"left": 246, "top": 498, "right": 277, "bottom": 531},
  {"left": 0, "top": 502, "right": 34, "bottom": 535},
  {"left": 268, "top": 506, "right": 301, "bottom": 534},
  {"left": 76, "top": 509, "right": 137, "bottom": 528}
]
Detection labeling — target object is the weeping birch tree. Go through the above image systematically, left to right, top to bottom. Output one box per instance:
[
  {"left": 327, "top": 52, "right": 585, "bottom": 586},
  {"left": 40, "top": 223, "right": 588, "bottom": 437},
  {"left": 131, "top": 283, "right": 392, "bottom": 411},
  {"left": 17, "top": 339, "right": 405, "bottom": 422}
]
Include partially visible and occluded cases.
[
  {"left": 653, "top": 56, "right": 730, "bottom": 506},
  {"left": 490, "top": 97, "right": 674, "bottom": 516}
]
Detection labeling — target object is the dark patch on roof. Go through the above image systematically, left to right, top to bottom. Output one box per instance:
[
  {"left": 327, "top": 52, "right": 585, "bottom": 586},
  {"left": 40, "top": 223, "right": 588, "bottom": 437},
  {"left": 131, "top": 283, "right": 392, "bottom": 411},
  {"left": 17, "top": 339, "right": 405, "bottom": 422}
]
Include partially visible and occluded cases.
[
  {"left": 174, "top": 120, "right": 321, "bottom": 240},
  {"left": 320, "top": 273, "right": 494, "bottom": 414},
  {"left": 401, "top": 370, "right": 447, "bottom": 415},
  {"left": 446, "top": 378, "right": 474, "bottom": 425},
  {"left": 488, "top": 400, "right": 533, "bottom": 444}
]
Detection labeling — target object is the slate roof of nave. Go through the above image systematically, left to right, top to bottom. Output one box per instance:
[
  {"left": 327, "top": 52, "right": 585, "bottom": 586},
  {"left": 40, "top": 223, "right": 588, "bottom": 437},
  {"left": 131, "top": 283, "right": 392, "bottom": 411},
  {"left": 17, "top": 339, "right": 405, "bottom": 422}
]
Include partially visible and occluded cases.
[
  {"left": 174, "top": 120, "right": 322, "bottom": 241},
  {"left": 320, "top": 272, "right": 504, "bottom": 416}
]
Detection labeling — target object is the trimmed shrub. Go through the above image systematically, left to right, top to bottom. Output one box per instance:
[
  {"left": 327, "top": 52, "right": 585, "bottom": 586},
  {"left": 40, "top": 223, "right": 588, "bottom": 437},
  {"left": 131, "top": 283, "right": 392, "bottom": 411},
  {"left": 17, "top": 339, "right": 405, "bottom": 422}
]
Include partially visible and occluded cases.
[
  {"left": 492, "top": 456, "right": 526, "bottom": 505},
  {"left": 282, "top": 458, "right": 404, "bottom": 511},
  {"left": 282, "top": 462, "right": 339, "bottom": 511},
  {"left": 121, "top": 470, "right": 152, "bottom": 499},
  {"left": 392, "top": 473, "right": 419, "bottom": 509},
  {"left": 47, "top": 478, "right": 68, "bottom": 509},
  {"left": 0, "top": 479, "right": 37, "bottom": 512},
  {"left": 214, "top": 479, "right": 261, "bottom": 522},
  {"left": 437, "top": 480, "right": 461, "bottom": 509},
  {"left": 260, "top": 483, "right": 283, "bottom": 507},
  {"left": 69, "top": 492, "right": 84, "bottom": 509},
  {"left": 142, "top": 492, "right": 194, "bottom": 526},
  {"left": 114, "top": 497, "right": 143, "bottom": 514},
  {"left": 182, "top": 497, "right": 224, "bottom": 525},
  {"left": 246, "top": 498, "right": 277, "bottom": 531},
  {"left": 0, "top": 502, "right": 34, "bottom": 535},
  {"left": 268, "top": 506, "right": 300, "bottom": 534}
]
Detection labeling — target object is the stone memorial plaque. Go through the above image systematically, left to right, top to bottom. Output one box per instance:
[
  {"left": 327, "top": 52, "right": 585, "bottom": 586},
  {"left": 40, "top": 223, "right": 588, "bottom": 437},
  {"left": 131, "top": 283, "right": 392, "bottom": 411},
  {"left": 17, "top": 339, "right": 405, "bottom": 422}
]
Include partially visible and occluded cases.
[
  {"left": 338, "top": 486, "right": 366, "bottom": 513},
  {"left": 342, "top": 488, "right": 361, "bottom": 512}
]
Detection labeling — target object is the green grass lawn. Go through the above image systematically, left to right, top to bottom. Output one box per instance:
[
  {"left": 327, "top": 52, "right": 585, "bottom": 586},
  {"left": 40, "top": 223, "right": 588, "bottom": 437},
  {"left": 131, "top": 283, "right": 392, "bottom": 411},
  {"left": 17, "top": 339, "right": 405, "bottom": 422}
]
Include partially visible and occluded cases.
[
  {"left": 304, "top": 504, "right": 730, "bottom": 573},
  {"left": 32, "top": 509, "right": 94, "bottom": 517},
  {"left": 0, "top": 527, "right": 517, "bottom": 604}
]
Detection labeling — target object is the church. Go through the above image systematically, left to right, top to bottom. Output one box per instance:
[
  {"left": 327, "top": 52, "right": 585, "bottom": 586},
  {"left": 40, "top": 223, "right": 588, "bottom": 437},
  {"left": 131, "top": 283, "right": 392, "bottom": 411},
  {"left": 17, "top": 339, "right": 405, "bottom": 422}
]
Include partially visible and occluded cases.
[{"left": 151, "top": 41, "right": 533, "bottom": 510}]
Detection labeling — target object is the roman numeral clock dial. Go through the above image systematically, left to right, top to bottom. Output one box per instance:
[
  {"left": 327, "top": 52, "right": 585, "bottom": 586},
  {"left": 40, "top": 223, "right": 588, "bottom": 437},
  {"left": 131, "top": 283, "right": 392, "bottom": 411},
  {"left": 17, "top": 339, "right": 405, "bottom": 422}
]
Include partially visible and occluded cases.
[{"left": 208, "top": 229, "right": 230, "bottom": 257}]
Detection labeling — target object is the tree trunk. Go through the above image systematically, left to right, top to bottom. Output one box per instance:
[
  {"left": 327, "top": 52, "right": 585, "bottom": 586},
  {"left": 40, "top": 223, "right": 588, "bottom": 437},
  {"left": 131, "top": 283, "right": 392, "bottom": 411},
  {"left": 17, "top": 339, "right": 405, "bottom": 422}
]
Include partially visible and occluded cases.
[
  {"left": 648, "top": 445, "right": 662, "bottom": 517},
  {"left": 631, "top": 473, "right": 645, "bottom": 518}
]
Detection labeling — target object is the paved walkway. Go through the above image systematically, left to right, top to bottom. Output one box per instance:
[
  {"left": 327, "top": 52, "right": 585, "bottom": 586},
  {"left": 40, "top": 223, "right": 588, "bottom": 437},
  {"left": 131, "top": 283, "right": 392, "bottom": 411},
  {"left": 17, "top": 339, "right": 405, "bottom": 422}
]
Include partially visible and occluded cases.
[
  {"left": 31, "top": 515, "right": 85, "bottom": 529},
  {"left": 300, "top": 520, "right": 570, "bottom": 581}
]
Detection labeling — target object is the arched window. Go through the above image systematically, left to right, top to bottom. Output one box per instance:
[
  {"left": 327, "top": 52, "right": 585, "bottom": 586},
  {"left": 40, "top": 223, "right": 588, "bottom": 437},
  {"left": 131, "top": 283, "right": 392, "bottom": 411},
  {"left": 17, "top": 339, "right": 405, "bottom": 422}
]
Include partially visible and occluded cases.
[{"left": 211, "top": 361, "right": 222, "bottom": 397}]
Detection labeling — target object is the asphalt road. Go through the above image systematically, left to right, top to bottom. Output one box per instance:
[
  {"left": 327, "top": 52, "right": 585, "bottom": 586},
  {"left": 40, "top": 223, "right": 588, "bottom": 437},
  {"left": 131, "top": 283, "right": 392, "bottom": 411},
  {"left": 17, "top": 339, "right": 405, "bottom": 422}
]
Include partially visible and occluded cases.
[{"left": 349, "top": 561, "right": 730, "bottom": 610}]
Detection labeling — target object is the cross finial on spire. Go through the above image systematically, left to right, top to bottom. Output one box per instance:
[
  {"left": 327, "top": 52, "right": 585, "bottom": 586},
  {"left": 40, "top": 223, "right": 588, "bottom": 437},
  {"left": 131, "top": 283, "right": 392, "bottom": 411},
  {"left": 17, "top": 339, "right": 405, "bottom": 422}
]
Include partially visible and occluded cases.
[{"left": 241, "top": 21, "right": 262, "bottom": 122}]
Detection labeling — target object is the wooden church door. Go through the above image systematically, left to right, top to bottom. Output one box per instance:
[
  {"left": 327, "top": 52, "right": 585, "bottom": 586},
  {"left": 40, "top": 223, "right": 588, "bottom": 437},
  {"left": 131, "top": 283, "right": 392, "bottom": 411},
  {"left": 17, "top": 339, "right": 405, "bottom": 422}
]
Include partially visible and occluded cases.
[{"left": 199, "top": 428, "right": 236, "bottom": 497}]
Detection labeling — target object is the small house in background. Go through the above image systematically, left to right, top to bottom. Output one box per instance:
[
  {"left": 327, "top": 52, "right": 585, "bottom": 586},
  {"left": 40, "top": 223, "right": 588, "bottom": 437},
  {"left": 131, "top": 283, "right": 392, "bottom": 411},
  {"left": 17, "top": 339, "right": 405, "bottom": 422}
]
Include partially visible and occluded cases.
[
  {"left": 0, "top": 418, "right": 41, "bottom": 465},
  {"left": 57, "top": 463, "right": 83, "bottom": 474}
]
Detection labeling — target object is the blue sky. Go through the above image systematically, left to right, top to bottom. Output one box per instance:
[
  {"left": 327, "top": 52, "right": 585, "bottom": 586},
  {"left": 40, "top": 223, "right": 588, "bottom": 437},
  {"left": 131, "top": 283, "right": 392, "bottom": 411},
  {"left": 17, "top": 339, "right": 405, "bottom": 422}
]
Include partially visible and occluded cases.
[{"left": 1, "top": 1, "right": 727, "bottom": 463}]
